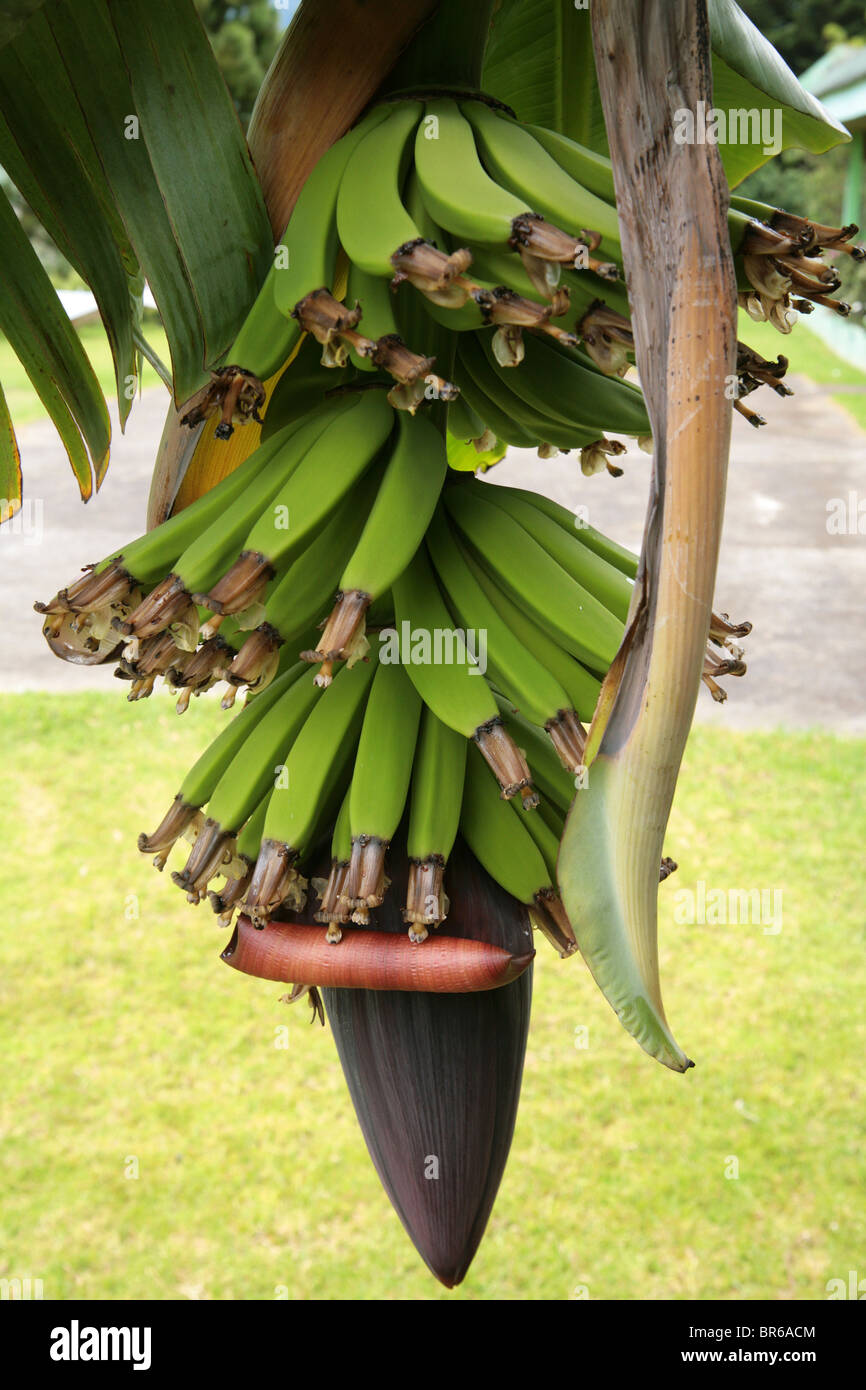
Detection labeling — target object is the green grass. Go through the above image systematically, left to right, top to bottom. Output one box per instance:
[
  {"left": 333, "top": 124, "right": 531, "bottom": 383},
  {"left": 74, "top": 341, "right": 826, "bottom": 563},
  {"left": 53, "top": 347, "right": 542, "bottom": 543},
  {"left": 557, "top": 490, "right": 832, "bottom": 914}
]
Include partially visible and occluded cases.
[
  {"left": 739, "top": 311, "right": 866, "bottom": 430},
  {"left": 0, "top": 319, "right": 170, "bottom": 426},
  {"left": 1, "top": 694, "right": 864, "bottom": 1301}
]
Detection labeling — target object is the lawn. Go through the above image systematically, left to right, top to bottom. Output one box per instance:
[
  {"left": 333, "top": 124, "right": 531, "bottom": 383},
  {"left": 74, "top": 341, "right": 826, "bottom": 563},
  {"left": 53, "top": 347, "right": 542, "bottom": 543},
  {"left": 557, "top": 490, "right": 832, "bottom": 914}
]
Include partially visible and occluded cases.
[
  {"left": 739, "top": 312, "right": 866, "bottom": 432},
  {"left": 1, "top": 694, "right": 863, "bottom": 1300}
]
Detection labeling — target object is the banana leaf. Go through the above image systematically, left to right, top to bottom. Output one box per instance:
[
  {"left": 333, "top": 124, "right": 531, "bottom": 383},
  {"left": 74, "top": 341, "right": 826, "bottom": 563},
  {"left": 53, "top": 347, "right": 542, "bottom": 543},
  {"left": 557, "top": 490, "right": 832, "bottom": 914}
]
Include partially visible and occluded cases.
[
  {"left": 0, "top": 0, "right": 271, "bottom": 511},
  {"left": 0, "top": 0, "right": 46, "bottom": 49},
  {"left": 483, "top": 0, "right": 849, "bottom": 183},
  {"left": 0, "top": 187, "right": 110, "bottom": 497},
  {"left": 0, "top": 378, "right": 20, "bottom": 521}
]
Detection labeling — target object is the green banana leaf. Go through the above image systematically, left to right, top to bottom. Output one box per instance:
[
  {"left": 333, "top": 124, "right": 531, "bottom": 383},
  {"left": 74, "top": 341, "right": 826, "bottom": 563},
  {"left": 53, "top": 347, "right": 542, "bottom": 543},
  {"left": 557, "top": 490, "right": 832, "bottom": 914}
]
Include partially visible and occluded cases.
[
  {"left": 0, "top": 0, "right": 271, "bottom": 512},
  {"left": 0, "top": 0, "right": 46, "bottom": 49},
  {"left": 483, "top": 0, "right": 849, "bottom": 182},
  {"left": 0, "top": 187, "right": 110, "bottom": 497},
  {"left": 0, "top": 378, "right": 20, "bottom": 520}
]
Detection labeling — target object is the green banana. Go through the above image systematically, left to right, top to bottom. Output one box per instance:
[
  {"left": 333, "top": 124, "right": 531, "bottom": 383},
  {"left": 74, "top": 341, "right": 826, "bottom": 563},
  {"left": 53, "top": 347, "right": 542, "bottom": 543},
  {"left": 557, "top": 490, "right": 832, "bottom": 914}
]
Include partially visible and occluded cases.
[
  {"left": 414, "top": 98, "right": 529, "bottom": 246},
  {"left": 337, "top": 101, "right": 423, "bottom": 276},
  {"left": 463, "top": 101, "right": 621, "bottom": 260},
  {"left": 270, "top": 105, "right": 390, "bottom": 316},
  {"left": 226, "top": 106, "right": 390, "bottom": 379},
  {"left": 526, "top": 123, "right": 617, "bottom": 205},
  {"left": 465, "top": 241, "right": 631, "bottom": 323},
  {"left": 345, "top": 259, "right": 401, "bottom": 369},
  {"left": 481, "top": 330, "right": 650, "bottom": 439},
  {"left": 458, "top": 332, "right": 597, "bottom": 449},
  {"left": 260, "top": 333, "right": 358, "bottom": 439},
  {"left": 453, "top": 348, "right": 539, "bottom": 449},
  {"left": 200, "top": 389, "right": 394, "bottom": 619},
  {"left": 446, "top": 390, "right": 489, "bottom": 445},
  {"left": 305, "top": 408, "right": 448, "bottom": 684},
  {"left": 227, "top": 465, "right": 383, "bottom": 692},
  {"left": 471, "top": 481, "right": 634, "bottom": 622},
  {"left": 503, "top": 485, "right": 639, "bottom": 579},
  {"left": 445, "top": 486, "right": 624, "bottom": 671},
  {"left": 427, "top": 506, "right": 587, "bottom": 771},
  {"left": 462, "top": 543, "right": 601, "bottom": 721},
  {"left": 391, "top": 545, "right": 536, "bottom": 804},
  {"left": 246, "top": 653, "right": 379, "bottom": 922},
  {"left": 137, "top": 660, "right": 308, "bottom": 866},
  {"left": 344, "top": 660, "right": 422, "bottom": 921},
  {"left": 170, "top": 665, "right": 324, "bottom": 900},
  {"left": 495, "top": 697, "right": 579, "bottom": 813},
  {"left": 404, "top": 705, "right": 467, "bottom": 939},
  {"left": 460, "top": 744, "right": 576, "bottom": 957}
]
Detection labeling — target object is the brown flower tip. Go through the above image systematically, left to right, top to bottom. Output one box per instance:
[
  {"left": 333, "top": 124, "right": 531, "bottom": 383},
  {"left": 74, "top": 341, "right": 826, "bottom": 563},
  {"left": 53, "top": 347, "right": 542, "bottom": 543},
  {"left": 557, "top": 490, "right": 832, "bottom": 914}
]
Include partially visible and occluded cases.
[
  {"left": 390, "top": 237, "right": 474, "bottom": 306},
  {"left": 291, "top": 288, "right": 362, "bottom": 367},
  {"left": 578, "top": 302, "right": 634, "bottom": 377},
  {"left": 371, "top": 333, "right": 434, "bottom": 385},
  {"left": 180, "top": 366, "right": 265, "bottom": 439},
  {"left": 580, "top": 438, "right": 627, "bottom": 477},
  {"left": 195, "top": 551, "right": 273, "bottom": 617},
  {"left": 35, "top": 558, "right": 135, "bottom": 616},
  {"left": 113, "top": 574, "right": 190, "bottom": 639},
  {"left": 301, "top": 589, "right": 371, "bottom": 686},
  {"left": 710, "top": 610, "right": 752, "bottom": 643},
  {"left": 227, "top": 624, "right": 283, "bottom": 690},
  {"left": 119, "top": 630, "right": 187, "bottom": 684},
  {"left": 169, "top": 633, "right": 235, "bottom": 693},
  {"left": 545, "top": 709, "right": 587, "bottom": 774},
  {"left": 474, "top": 718, "right": 538, "bottom": 806},
  {"left": 138, "top": 795, "right": 198, "bottom": 868},
  {"left": 170, "top": 817, "right": 236, "bottom": 902},
  {"left": 343, "top": 836, "right": 389, "bottom": 918},
  {"left": 245, "top": 837, "right": 301, "bottom": 927},
  {"left": 404, "top": 857, "right": 448, "bottom": 943},
  {"left": 659, "top": 857, "right": 678, "bottom": 883},
  {"left": 314, "top": 861, "right": 351, "bottom": 939},
  {"left": 208, "top": 863, "right": 254, "bottom": 927},
  {"left": 531, "top": 888, "right": 578, "bottom": 958},
  {"left": 281, "top": 982, "right": 325, "bottom": 1025}
]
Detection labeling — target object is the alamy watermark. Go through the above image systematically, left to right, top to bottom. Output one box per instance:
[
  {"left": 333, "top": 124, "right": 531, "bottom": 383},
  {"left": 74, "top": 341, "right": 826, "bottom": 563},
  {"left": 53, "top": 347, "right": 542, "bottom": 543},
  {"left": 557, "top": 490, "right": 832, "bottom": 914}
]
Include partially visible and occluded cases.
[
  {"left": 673, "top": 101, "right": 781, "bottom": 158},
  {"left": 379, "top": 622, "right": 488, "bottom": 675},
  {"left": 673, "top": 879, "right": 783, "bottom": 934}
]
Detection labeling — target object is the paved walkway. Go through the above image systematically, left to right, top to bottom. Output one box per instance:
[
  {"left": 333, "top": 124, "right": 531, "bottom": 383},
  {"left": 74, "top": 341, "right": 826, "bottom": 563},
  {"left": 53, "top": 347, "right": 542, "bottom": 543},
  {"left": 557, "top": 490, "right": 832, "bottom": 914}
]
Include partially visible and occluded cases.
[{"left": 2, "top": 380, "right": 864, "bottom": 731}]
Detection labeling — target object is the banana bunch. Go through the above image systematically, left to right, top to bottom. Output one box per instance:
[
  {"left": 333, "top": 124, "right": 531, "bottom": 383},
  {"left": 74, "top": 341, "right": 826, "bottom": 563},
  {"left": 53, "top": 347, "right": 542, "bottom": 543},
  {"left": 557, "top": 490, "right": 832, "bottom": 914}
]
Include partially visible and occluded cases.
[{"left": 44, "top": 81, "right": 833, "bottom": 992}]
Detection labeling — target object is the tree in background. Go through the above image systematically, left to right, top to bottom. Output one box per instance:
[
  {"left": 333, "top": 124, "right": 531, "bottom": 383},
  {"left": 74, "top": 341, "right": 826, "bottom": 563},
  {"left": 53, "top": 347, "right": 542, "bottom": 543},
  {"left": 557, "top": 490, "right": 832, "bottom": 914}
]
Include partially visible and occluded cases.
[
  {"left": 195, "top": 0, "right": 281, "bottom": 127},
  {"left": 741, "top": 2, "right": 866, "bottom": 72}
]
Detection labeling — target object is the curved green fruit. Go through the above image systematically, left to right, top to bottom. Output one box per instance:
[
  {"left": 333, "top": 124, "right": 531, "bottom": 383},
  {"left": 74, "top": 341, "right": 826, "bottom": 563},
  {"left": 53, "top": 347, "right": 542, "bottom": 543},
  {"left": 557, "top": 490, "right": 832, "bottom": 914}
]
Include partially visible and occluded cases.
[
  {"left": 414, "top": 99, "right": 528, "bottom": 245},
  {"left": 337, "top": 101, "right": 423, "bottom": 276},
  {"left": 463, "top": 101, "right": 621, "bottom": 258},
  {"left": 459, "top": 333, "right": 596, "bottom": 449},
  {"left": 244, "top": 389, "right": 394, "bottom": 568},
  {"left": 175, "top": 407, "right": 349, "bottom": 593},
  {"left": 340, "top": 409, "right": 448, "bottom": 598},
  {"left": 263, "top": 466, "right": 381, "bottom": 640},
  {"left": 471, "top": 481, "right": 633, "bottom": 622},
  {"left": 445, "top": 485, "right": 624, "bottom": 670},
  {"left": 500, "top": 485, "right": 639, "bottom": 579},
  {"left": 427, "top": 507, "right": 573, "bottom": 728},
  {"left": 463, "top": 543, "right": 601, "bottom": 721},
  {"left": 391, "top": 544, "right": 498, "bottom": 739},
  {"left": 263, "top": 653, "right": 378, "bottom": 853},
  {"left": 349, "top": 659, "right": 422, "bottom": 841},
  {"left": 178, "top": 661, "right": 308, "bottom": 808},
  {"left": 206, "top": 666, "right": 324, "bottom": 831},
  {"left": 406, "top": 705, "right": 467, "bottom": 864},
  {"left": 460, "top": 744, "right": 551, "bottom": 904}
]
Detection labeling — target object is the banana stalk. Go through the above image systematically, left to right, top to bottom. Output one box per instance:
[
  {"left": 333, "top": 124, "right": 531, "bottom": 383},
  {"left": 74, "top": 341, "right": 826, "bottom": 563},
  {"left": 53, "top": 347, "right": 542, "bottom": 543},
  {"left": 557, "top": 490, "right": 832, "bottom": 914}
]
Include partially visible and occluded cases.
[{"left": 557, "top": 0, "right": 737, "bottom": 1072}]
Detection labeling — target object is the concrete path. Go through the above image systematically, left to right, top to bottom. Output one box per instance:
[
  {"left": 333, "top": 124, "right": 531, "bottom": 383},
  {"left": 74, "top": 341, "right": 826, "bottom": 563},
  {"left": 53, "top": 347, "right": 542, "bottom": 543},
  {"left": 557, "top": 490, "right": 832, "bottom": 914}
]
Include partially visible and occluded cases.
[{"left": 2, "top": 379, "right": 864, "bottom": 731}]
